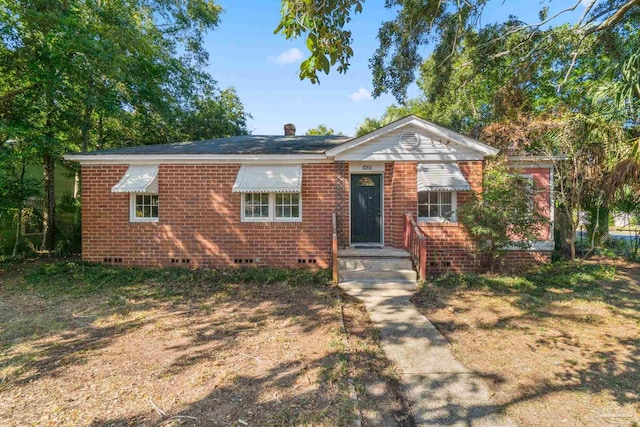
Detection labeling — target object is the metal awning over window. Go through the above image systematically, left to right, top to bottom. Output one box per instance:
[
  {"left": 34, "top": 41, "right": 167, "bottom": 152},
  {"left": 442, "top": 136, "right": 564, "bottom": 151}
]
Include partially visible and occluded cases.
[
  {"left": 417, "top": 163, "right": 471, "bottom": 192},
  {"left": 111, "top": 165, "right": 159, "bottom": 193},
  {"left": 232, "top": 165, "right": 302, "bottom": 193}
]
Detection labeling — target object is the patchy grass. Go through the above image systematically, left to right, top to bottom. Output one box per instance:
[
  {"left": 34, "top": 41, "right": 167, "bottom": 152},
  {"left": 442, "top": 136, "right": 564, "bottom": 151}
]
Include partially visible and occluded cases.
[
  {"left": 0, "top": 259, "right": 406, "bottom": 426},
  {"left": 413, "top": 260, "right": 640, "bottom": 427}
]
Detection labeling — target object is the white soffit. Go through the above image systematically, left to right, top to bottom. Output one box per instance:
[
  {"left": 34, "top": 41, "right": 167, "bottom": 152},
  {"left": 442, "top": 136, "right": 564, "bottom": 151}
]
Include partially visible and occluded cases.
[
  {"left": 417, "top": 163, "right": 471, "bottom": 192},
  {"left": 111, "top": 165, "right": 159, "bottom": 193},
  {"left": 232, "top": 165, "right": 302, "bottom": 193}
]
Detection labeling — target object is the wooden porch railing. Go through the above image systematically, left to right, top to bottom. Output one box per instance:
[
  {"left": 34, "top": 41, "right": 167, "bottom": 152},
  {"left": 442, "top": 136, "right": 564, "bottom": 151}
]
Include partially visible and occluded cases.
[
  {"left": 332, "top": 210, "right": 339, "bottom": 284},
  {"left": 403, "top": 212, "right": 427, "bottom": 281}
]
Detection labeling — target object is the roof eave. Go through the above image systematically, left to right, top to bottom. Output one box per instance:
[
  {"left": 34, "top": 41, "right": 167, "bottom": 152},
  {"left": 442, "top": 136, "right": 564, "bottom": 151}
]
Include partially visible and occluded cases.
[{"left": 63, "top": 153, "right": 331, "bottom": 165}]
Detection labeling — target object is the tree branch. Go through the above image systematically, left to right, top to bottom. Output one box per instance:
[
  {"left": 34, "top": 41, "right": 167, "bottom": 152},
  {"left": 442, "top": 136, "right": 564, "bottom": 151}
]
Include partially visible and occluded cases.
[
  {"left": 583, "top": 0, "right": 640, "bottom": 36},
  {"left": 0, "top": 83, "right": 38, "bottom": 102}
]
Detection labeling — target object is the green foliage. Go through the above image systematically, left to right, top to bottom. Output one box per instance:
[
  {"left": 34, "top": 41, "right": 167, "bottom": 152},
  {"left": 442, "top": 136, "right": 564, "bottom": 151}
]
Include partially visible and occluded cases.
[
  {"left": 0, "top": 0, "right": 250, "bottom": 253},
  {"left": 275, "top": 0, "right": 363, "bottom": 83},
  {"left": 276, "top": 0, "right": 639, "bottom": 112},
  {"left": 176, "top": 87, "right": 250, "bottom": 141},
  {"left": 354, "top": 106, "right": 407, "bottom": 137},
  {"left": 305, "top": 124, "right": 337, "bottom": 135},
  {"left": 0, "top": 140, "right": 39, "bottom": 212},
  {"left": 457, "top": 159, "right": 548, "bottom": 269},
  {"left": 612, "top": 185, "right": 640, "bottom": 259},
  {"left": 11, "top": 261, "right": 332, "bottom": 299},
  {"left": 422, "top": 261, "right": 616, "bottom": 311}
]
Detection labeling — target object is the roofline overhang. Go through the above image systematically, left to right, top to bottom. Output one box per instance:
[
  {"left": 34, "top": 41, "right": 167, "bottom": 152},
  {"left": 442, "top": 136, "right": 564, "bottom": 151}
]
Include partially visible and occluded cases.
[
  {"left": 326, "top": 115, "right": 500, "bottom": 158},
  {"left": 63, "top": 153, "right": 332, "bottom": 165}
]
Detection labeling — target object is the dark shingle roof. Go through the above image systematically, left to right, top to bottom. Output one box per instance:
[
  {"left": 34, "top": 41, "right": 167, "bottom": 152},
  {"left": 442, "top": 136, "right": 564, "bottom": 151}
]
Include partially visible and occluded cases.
[{"left": 80, "top": 135, "right": 353, "bottom": 156}]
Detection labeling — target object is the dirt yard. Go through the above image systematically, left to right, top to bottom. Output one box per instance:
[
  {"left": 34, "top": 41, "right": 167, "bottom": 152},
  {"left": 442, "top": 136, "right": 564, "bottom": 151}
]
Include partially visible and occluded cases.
[
  {"left": 0, "top": 260, "right": 409, "bottom": 426},
  {"left": 413, "top": 260, "right": 640, "bottom": 427}
]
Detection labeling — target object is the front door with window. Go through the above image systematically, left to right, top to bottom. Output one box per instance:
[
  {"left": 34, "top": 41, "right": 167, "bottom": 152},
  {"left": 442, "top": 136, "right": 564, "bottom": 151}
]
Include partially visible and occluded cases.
[{"left": 351, "top": 174, "right": 382, "bottom": 243}]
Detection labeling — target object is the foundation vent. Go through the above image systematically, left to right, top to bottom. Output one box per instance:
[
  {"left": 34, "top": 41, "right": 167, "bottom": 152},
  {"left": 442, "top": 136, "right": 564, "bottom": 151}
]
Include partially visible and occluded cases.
[
  {"left": 103, "top": 257, "right": 123, "bottom": 264},
  {"left": 171, "top": 258, "right": 191, "bottom": 264},
  {"left": 234, "top": 258, "right": 255, "bottom": 265},
  {"left": 298, "top": 258, "right": 317, "bottom": 265},
  {"left": 429, "top": 260, "right": 452, "bottom": 268}
]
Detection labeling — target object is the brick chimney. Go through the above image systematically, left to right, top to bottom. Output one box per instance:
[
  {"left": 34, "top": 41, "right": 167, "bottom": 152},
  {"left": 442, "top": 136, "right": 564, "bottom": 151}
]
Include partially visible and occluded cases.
[{"left": 284, "top": 123, "right": 296, "bottom": 136}]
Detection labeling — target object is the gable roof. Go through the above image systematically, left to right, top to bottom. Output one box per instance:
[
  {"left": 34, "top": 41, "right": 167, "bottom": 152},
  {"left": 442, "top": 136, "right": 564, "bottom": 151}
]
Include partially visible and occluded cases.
[
  {"left": 64, "top": 115, "right": 499, "bottom": 164},
  {"left": 326, "top": 115, "right": 499, "bottom": 157},
  {"left": 70, "top": 135, "right": 351, "bottom": 156}
]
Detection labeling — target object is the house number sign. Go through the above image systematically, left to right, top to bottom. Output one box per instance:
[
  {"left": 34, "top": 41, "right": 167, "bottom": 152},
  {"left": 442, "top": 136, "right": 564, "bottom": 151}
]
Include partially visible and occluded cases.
[{"left": 349, "top": 162, "right": 385, "bottom": 173}]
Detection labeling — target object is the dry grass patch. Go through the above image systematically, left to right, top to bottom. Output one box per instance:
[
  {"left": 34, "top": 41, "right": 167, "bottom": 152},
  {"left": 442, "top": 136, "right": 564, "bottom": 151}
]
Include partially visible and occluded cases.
[
  {"left": 0, "top": 260, "right": 407, "bottom": 426},
  {"left": 413, "top": 260, "right": 640, "bottom": 427}
]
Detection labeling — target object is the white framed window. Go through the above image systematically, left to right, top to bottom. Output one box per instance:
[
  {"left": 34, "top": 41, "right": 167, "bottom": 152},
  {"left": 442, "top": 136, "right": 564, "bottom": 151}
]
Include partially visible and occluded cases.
[
  {"left": 520, "top": 174, "right": 535, "bottom": 211},
  {"left": 418, "top": 191, "right": 457, "bottom": 222},
  {"left": 242, "top": 192, "right": 302, "bottom": 222},
  {"left": 130, "top": 193, "right": 159, "bottom": 222},
  {"left": 243, "top": 193, "right": 270, "bottom": 220},
  {"left": 275, "top": 193, "right": 300, "bottom": 220}
]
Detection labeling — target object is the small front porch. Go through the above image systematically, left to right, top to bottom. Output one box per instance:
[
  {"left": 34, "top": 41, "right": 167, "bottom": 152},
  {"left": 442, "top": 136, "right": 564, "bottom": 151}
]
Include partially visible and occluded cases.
[
  {"left": 332, "top": 211, "right": 429, "bottom": 286},
  {"left": 336, "top": 245, "right": 417, "bottom": 291}
]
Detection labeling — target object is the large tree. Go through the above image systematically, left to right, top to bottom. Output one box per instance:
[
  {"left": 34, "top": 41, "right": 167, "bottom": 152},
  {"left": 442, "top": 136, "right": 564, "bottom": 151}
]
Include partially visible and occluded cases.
[
  {"left": 0, "top": 0, "right": 249, "bottom": 252},
  {"left": 278, "top": 0, "right": 640, "bottom": 102}
]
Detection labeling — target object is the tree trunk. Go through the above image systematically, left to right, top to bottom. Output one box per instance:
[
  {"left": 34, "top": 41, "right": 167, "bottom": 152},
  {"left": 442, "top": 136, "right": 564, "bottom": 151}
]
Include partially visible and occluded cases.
[
  {"left": 81, "top": 105, "right": 92, "bottom": 152},
  {"left": 98, "top": 111, "right": 104, "bottom": 150},
  {"left": 42, "top": 152, "right": 56, "bottom": 252},
  {"left": 12, "top": 160, "right": 27, "bottom": 257},
  {"left": 586, "top": 204, "right": 609, "bottom": 246},
  {"left": 13, "top": 208, "right": 22, "bottom": 257},
  {"left": 570, "top": 223, "right": 577, "bottom": 261}
]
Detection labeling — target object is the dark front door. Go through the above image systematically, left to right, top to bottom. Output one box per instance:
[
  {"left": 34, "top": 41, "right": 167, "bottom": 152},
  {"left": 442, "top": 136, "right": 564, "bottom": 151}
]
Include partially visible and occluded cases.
[{"left": 351, "top": 174, "right": 382, "bottom": 243}]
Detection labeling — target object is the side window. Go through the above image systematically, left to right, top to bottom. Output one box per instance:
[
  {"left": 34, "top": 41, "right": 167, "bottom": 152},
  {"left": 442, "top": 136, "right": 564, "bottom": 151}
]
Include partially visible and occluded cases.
[
  {"left": 418, "top": 192, "right": 456, "bottom": 222},
  {"left": 130, "top": 194, "right": 159, "bottom": 222}
]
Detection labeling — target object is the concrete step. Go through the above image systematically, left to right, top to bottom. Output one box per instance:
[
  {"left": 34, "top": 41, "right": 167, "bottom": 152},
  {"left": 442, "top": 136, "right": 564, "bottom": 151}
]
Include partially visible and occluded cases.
[
  {"left": 338, "top": 247, "right": 410, "bottom": 258},
  {"left": 338, "top": 257, "right": 413, "bottom": 271},
  {"left": 340, "top": 268, "right": 417, "bottom": 282},
  {"left": 338, "top": 280, "right": 417, "bottom": 291}
]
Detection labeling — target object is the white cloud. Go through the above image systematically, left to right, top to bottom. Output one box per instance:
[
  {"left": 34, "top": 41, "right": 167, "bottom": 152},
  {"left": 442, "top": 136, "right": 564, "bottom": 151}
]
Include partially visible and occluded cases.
[
  {"left": 272, "top": 48, "right": 303, "bottom": 65},
  {"left": 349, "top": 87, "right": 372, "bottom": 102}
]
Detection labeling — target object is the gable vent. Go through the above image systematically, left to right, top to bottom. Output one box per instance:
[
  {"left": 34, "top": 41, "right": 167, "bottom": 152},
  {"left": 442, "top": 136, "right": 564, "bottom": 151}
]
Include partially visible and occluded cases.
[{"left": 400, "top": 132, "right": 420, "bottom": 150}]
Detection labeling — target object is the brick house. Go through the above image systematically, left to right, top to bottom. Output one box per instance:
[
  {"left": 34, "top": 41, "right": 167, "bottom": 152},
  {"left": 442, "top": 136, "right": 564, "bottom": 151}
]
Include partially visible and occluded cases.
[{"left": 65, "top": 115, "right": 554, "bottom": 275}]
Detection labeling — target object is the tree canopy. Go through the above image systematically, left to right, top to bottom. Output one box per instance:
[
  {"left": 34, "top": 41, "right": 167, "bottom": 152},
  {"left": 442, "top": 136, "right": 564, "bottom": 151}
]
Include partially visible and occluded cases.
[
  {"left": 0, "top": 0, "right": 250, "bottom": 251},
  {"left": 278, "top": 0, "right": 640, "bottom": 102},
  {"left": 305, "top": 124, "right": 340, "bottom": 135}
]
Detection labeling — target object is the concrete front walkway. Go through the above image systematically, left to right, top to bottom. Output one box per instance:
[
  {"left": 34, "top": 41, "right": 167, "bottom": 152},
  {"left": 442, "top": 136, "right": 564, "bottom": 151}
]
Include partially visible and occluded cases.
[{"left": 341, "top": 286, "right": 514, "bottom": 427}]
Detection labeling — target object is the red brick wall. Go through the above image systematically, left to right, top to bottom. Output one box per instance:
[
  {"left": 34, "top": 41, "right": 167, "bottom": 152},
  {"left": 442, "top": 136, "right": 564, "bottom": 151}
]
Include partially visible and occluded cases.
[
  {"left": 82, "top": 160, "right": 552, "bottom": 272},
  {"left": 384, "top": 162, "right": 418, "bottom": 247},
  {"left": 406, "top": 162, "right": 480, "bottom": 272},
  {"left": 81, "top": 163, "right": 335, "bottom": 268},
  {"left": 518, "top": 167, "right": 552, "bottom": 240}
]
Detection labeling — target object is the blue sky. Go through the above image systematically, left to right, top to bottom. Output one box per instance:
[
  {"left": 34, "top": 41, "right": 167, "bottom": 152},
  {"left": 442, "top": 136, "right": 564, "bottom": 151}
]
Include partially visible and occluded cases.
[{"left": 204, "top": 0, "right": 590, "bottom": 136}]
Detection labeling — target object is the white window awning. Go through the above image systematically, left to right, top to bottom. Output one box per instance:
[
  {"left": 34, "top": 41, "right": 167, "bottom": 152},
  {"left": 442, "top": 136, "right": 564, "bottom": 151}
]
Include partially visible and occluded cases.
[
  {"left": 417, "top": 163, "right": 471, "bottom": 192},
  {"left": 111, "top": 165, "right": 159, "bottom": 193},
  {"left": 233, "top": 165, "right": 302, "bottom": 193}
]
